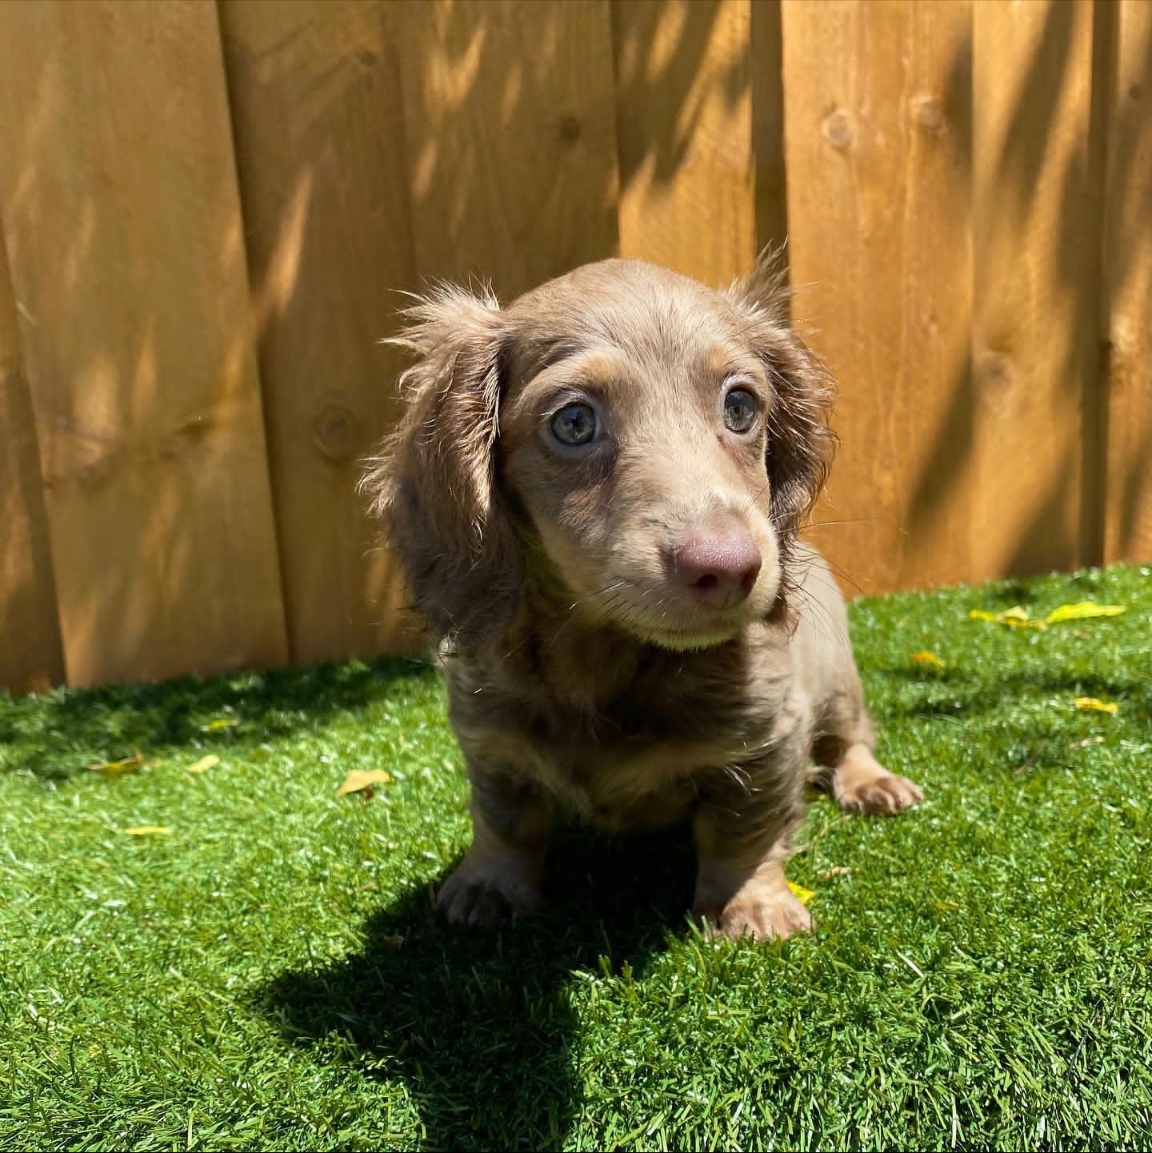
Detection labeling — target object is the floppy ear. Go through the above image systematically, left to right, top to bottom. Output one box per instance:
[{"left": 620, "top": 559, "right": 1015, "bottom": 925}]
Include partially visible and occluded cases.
[
  {"left": 728, "top": 251, "right": 837, "bottom": 550},
  {"left": 362, "top": 285, "right": 523, "bottom": 652}
]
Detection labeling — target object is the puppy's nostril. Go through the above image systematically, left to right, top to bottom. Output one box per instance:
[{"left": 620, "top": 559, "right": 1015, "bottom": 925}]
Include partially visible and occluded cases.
[{"left": 691, "top": 573, "right": 720, "bottom": 592}]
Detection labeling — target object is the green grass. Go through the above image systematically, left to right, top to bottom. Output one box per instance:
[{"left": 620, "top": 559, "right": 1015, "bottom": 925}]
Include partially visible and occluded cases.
[{"left": 2, "top": 564, "right": 1150, "bottom": 1152}]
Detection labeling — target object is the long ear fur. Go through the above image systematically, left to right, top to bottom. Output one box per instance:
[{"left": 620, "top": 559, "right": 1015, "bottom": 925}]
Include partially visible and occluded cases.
[
  {"left": 728, "top": 249, "right": 837, "bottom": 551},
  {"left": 361, "top": 285, "right": 522, "bottom": 652}
]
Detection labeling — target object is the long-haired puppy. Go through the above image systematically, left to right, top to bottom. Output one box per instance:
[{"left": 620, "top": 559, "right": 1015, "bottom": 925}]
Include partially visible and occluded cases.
[{"left": 363, "top": 257, "right": 921, "bottom": 941}]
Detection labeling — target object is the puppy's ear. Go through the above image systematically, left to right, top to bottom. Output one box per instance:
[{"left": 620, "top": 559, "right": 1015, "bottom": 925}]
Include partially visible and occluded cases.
[
  {"left": 728, "top": 251, "right": 836, "bottom": 549},
  {"left": 362, "top": 285, "right": 522, "bottom": 651}
]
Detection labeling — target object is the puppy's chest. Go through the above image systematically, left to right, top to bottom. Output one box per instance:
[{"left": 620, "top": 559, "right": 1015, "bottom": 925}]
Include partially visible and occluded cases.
[{"left": 450, "top": 657, "right": 790, "bottom": 828}]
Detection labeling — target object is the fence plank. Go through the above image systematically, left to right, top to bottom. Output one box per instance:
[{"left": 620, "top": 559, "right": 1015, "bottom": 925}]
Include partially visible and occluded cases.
[
  {"left": 0, "top": 0, "right": 287, "bottom": 687},
  {"left": 219, "top": 0, "right": 423, "bottom": 664},
  {"left": 395, "top": 0, "right": 620, "bottom": 299},
  {"left": 613, "top": 0, "right": 755, "bottom": 286},
  {"left": 751, "top": 0, "right": 788, "bottom": 254},
  {"left": 782, "top": 0, "right": 974, "bottom": 593},
  {"left": 969, "top": 0, "right": 1101, "bottom": 581},
  {"left": 1103, "top": 0, "right": 1152, "bottom": 564},
  {"left": 0, "top": 227, "right": 64, "bottom": 693}
]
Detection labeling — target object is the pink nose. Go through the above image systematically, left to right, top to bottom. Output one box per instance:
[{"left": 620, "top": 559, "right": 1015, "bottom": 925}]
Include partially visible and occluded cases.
[{"left": 674, "top": 531, "right": 762, "bottom": 607}]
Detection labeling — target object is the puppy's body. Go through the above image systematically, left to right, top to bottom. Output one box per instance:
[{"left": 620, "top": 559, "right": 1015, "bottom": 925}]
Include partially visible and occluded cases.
[
  {"left": 366, "top": 258, "right": 921, "bottom": 939},
  {"left": 447, "top": 545, "right": 849, "bottom": 832}
]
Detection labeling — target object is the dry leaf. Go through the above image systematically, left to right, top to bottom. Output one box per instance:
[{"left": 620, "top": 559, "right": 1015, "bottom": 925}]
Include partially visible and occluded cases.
[
  {"left": 1045, "top": 602, "right": 1126, "bottom": 624},
  {"left": 969, "top": 606, "right": 1040, "bottom": 629},
  {"left": 911, "top": 650, "right": 946, "bottom": 668},
  {"left": 1074, "top": 697, "right": 1118, "bottom": 715},
  {"left": 202, "top": 718, "right": 238, "bottom": 731},
  {"left": 1068, "top": 736, "right": 1106, "bottom": 749},
  {"left": 87, "top": 750, "right": 145, "bottom": 775},
  {"left": 186, "top": 754, "right": 221, "bottom": 774},
  {"left": 336, "top": 769, "right": 394, "bottom": 797},
  {"left": 123, "top": 826, "right": 172, "bottom": 836},
  {"left": 820, "top": 867, "right": 855, "bottom": 880},
  {"left": 787, "top": 880, "right": 815, "bottom": 905}
]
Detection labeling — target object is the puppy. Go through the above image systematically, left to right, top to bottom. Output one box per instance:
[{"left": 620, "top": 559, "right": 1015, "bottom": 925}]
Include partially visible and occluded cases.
[{"left": 364, "top": 257, "right": 921, "bottom": 941}]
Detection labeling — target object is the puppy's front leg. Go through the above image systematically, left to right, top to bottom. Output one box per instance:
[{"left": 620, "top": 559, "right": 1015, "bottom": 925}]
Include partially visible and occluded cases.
[
  {"left": 691, "top": 757, "right": 810, "bottom": 942},
  {"left": 437, "top": 764, "right": 551, "bottom": 927}
]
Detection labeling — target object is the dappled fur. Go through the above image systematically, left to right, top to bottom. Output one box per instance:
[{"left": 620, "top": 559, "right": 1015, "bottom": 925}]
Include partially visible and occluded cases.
[{"left": 363, "top": 256, "right": 921, "bottom": 940}]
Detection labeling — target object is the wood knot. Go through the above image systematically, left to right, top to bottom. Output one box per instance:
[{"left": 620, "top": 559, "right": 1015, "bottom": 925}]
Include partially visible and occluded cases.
[
  {"left": 911, "top": 95, "right": 946, "bottom": 134},
  {"left": 821, "top": 109, "right": 854, "bottom": 151},
  {"left": 558, "top": 114, "right": 582, "bottom": 145},
  {"left": 977, "top": 349, "right": 1013, "bottom": 394},
  {"left": 313, "top": 402, "right": 358, "bottom": 462}
]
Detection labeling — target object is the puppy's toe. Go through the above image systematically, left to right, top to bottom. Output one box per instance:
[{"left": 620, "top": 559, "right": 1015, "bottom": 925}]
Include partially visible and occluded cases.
[{"left": 436, "top": 862, "right": 542, "bottom": 928}]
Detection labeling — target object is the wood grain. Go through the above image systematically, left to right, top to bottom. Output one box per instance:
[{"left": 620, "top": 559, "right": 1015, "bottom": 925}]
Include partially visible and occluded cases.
[
  {"left": 0, "top": 0, "right": 287, "bottom": 687},
  {"left": 219, "top": 0, "right": 423, "bottom": 664},
  {"left": 396, "top": 0, "right": 620, "bottom": 299},
  {"left": 613, "top": 0, "right": 755, "bottom": 286},
  {"left": 782, "top": 0, "right": 974, "bottom": 593},
  {"left": 1103, "top": 0, "right": 1152, "bottom": 564},
  {"left": 0, "top": 224, "right": 64, "bottom": 692}
]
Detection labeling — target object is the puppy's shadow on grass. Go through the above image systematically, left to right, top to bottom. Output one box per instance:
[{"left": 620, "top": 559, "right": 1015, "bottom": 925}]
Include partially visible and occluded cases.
[{"left": 258, "top": 825, "right": 698, "bottom": 1152}]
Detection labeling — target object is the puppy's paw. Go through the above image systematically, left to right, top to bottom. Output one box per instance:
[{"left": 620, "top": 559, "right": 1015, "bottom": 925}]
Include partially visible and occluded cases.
[
  {"left": 833, "top": 746, "right": 923, "bottom": 815},
  {"left": 836, "top": 771, "right": 923, "bottom": 815},
  {"left": 436, "top": 858, "right": 543, "bottom": 928},
  {"left": 693, "top": 884, "right": 812, "bottom": 943}
]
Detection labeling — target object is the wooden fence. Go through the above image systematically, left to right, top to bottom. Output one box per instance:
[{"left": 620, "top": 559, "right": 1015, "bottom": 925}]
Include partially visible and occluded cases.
[{"left": 1, "top": 0, "right": 1149, "bottom": 692}]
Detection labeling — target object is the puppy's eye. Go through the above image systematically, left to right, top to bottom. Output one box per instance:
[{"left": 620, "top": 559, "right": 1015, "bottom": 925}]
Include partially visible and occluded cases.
[
  {"left": 723, "top": 388, "right": 758, "bottom": 434},
  {"left": 550, "top": 403, "right": 597, "bottom": 446}
]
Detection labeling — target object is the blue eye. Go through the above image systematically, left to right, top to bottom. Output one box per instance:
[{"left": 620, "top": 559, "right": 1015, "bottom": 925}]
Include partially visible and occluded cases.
[
  {"left": 723, "top": 388, "right": 757, "bottom": 433},
  {"left": 550, "top": 403, "right": 597, "bottom": 446}
]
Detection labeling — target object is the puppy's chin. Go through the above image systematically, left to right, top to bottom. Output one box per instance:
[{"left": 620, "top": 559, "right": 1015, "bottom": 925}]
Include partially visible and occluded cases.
[{"left": 639, "top": 625, "right": 746, "bottom": 652}]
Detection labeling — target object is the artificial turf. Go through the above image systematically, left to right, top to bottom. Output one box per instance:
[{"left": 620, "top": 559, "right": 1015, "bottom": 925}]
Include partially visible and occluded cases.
[{"left": 1, "top": 563, "right": 1150, "bottom": 1151}]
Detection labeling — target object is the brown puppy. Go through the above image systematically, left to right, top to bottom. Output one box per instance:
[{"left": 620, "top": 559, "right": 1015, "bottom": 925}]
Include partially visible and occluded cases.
[{"left": 364, "top": 257, "right": 921, "bottom": 941}]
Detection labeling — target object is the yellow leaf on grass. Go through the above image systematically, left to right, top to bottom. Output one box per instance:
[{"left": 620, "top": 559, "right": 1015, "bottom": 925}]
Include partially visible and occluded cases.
[
  {"left": 1045, "top": 602, "right": 1126, "bottom": 624},
  {"left": 969, "top": 606, "right": 1041, "bottom": 629},
  {"left": 911, "top": 650, "right": 946, "bottom": 668},
  {"left": 1074, "top": 697, "right": 1118, "bottom": 715},
  {"left": 202, "top": 718, "right": 238, "bottom": 731},
  {"left": 87, "top": 749, "right": 145, "bottom": 774},
  {"left": 186, "top": 754, "right": 221, "bottom": 774},
  {"left": 336, "top": 769, "right": 393, "bottom": 797},
  {"left": 123, "top": 826, "right": 172, "bottom": 836},
  {"left": 787, "top": 881, "right": 815, "bottom": 905}
]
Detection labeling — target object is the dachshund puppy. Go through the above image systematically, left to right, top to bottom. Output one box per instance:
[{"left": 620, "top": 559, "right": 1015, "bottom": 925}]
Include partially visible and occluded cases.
[{"left": 364, "top": 257, "right": 921, "bottom": 940}]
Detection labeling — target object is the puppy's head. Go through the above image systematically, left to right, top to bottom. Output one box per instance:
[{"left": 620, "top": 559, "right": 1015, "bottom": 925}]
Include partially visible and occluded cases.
[{"left": 364, "top": 257, "right": 834, "bottom": 652}]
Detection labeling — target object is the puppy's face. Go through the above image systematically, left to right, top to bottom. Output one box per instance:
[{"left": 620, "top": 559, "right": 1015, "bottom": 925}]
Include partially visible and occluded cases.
[
  {"left": 366, "top": 258, "right": 832, "bottom": 652},
  {"left": 500, "top": 264, "right": 787, "bottom": 649}
]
